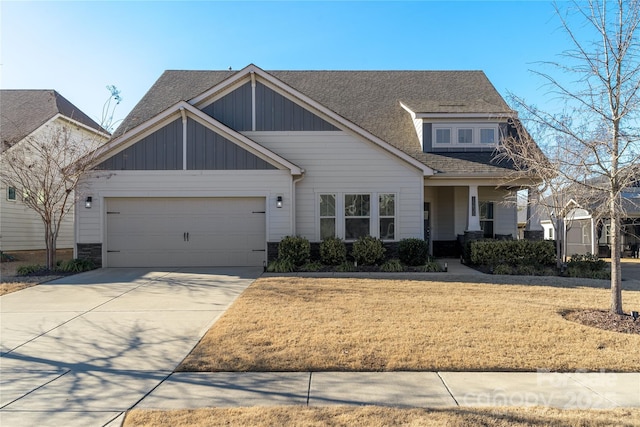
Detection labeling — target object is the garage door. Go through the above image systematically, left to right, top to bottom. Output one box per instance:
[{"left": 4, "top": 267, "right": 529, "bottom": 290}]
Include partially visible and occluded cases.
[{"left": 105, "top": 197, "right": 266, "bottom": 267}]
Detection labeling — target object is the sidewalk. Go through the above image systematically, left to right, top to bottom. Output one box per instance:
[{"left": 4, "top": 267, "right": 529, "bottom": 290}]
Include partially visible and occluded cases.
[{"left": 135, "top": 371, "right": 640, "bottom": 410}]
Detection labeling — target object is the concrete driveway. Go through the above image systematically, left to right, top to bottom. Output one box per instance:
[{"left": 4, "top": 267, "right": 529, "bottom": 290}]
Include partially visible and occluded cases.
[{"left": 0, "top": 267, "right": 261, "bottom": 427}]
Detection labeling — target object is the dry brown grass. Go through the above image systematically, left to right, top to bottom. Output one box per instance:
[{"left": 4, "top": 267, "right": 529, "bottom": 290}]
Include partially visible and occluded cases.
[
  {"left": 0, "top": 249, "right": 73, "bottom": 295},
  {"left": 179, "top": 275, "right": 640, "bottom": 372},
  {"left": 0, "top": 282, "right": 36, "bottom": 296},
  {"left": 123, "top": 406, "right": 640, "bottom": 427}
]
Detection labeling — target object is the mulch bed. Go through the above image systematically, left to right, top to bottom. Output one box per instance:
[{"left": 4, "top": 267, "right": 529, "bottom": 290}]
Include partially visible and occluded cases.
[{"left": 564, "top": 309, "right": 640, "bottom": 334}]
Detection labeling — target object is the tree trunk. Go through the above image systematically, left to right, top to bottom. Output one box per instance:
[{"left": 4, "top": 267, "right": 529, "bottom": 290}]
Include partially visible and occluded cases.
[
  {"left": 610, "top": 207, "right": 623, "bottom": 315},
  {"left": 555, "top": 218, "right": 563, "bottom": 269},
  {"left": 45, "top": 223, "right": 57, "bottom": 271}
]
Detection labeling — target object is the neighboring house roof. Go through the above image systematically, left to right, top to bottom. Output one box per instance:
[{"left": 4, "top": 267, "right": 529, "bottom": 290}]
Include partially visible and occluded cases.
[
  {"left": 114, "top": 68, "right": 516, "bottom": 175},
  {"left": 1, "top": 90, "right": 107, "bottom": 152}
]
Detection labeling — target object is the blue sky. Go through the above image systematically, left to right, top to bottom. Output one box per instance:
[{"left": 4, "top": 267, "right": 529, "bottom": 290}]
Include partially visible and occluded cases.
[{"left": 1, "top": 1, "right": 578, "bottom": 128}]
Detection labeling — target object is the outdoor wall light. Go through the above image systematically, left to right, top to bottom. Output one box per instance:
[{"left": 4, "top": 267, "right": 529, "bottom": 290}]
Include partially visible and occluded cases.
[
  {"left": 276, "top": 195, "right": 283, "bottom": 208},
  {"left": 85, "top": 196, "right": 92, "bottom": 209}
]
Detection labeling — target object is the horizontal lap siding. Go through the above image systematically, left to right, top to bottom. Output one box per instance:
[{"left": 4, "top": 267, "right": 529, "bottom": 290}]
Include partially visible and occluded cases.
[
  {"left": 246, "top": 132, "right": 423, "bottom": 241},
  {"left": 76, "top": 170, "right": 292, "bottom": 244},
  {"left": 479, "top": 187, "right": 517, "bottom": 237},
  {"left": 0, "top": 194, "right": 73, "bottom": 250}
]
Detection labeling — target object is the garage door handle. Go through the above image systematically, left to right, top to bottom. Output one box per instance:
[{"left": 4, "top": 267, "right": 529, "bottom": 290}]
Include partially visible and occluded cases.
[{"left": 187, "top": 232, "right": 190, "bottom": 242}]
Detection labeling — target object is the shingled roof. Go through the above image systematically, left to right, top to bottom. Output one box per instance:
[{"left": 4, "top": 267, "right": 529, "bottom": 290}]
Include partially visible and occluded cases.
[
  {"left": 114, "top": 68, "right": 517, "bottom": 175},
  {"left": 1, "top": 90, "right": 106, "bottom": 152}
]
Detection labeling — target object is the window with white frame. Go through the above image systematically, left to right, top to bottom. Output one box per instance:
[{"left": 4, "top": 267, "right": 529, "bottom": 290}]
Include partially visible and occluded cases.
[
  {"left": 432, "top": 123, "right": 500, "bottom": 147},
  {"left": 435, "top": 128, "right": 451, "bottom": 144},
  {"left": 458, "top": 128, "right": 473, "bottom": 144},
  {"left": 480, "top": 128, "right": 496, "bottom": 144},
  {"left": 7, "top": 187, "right": 16, "bottom": 201},
  {"left": 318, "top": 193, "right": 398, "bottom": 241},
  {"left": 319, "top": 194, "right": 336, "bottom": 240},
  {"left": 345, "top": 194, "right": 370, "bottom": 240},
  {"left": 379, "top": 194, "right": 395, "bottom": 240},
  {"left": 480, "top": 201, "right": 494, "bottom": 238},
  {"left": 547, "top": 227, "right": 554, "bottom": 240}
]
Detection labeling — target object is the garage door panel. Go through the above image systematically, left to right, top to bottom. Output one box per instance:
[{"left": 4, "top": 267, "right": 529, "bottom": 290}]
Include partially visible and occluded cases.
[{"left": 106, "top": 197, "right": 266, "bottom": 267}]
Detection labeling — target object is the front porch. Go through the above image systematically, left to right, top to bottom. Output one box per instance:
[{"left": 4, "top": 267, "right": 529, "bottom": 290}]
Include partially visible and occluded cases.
[{"left": 425, "top": 183, "right": 541, "bottom": 257}]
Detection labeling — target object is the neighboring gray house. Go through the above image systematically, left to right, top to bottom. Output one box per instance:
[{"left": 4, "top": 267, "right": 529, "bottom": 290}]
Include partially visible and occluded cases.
[
  {"left": 76, "top": 64, "right": 541, "bottom": 267},
  {"left": 0, "top": 90, "right": 108, "bottom": 252},
  {"left": 541, "top": 188, "right": 640, "bottom": 259}
]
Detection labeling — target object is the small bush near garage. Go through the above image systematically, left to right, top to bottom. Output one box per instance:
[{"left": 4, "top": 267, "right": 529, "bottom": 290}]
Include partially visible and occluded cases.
[
  {"left": 278, "top": 236, "right": 311, "bottom": 266},
  {"left": 351, "top": 236, "right": 386, "bottom": 266},
  {"left": 320, "top": 237, "right": 347, "bottom": 265},
  {"left": 398, "top": 238, "right": 429, "bottom": 266},
  {"left": 469, "top": 240, "right": 556, "bottom": 273},
  {"left": 566, "top": 253, "right": 610, "bottom": 279},
  {"left": 56, "top": 258, "right": 96, "bottom": 273},
  {"left": 267, "top": 258, "right": 295, "bottom": 273},
  {"left": 16, "top": 264, "right": 47, "bottom": 276}
]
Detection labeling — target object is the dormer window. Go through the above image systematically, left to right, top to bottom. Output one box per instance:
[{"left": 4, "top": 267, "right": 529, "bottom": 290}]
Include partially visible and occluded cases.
[
  {"left": 432, "top": 123, "right": 500, "bottom": 148},
  {"left": 435, "top": 128, "right": 451, "bottom": 144},
  {"left": 480, "top": 128, "right": 496, "bottom": 144},
  {"left": 458, "top": 129, "right": 473, "bottom": 144}
]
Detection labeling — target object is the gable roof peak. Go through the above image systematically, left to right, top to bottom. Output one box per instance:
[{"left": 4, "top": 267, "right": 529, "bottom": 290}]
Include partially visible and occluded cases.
[{"left": 1, "top": 89, "right": 107, "bottom": 151}]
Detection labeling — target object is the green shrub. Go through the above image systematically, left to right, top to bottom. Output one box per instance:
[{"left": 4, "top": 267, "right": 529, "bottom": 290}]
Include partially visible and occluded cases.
[
  {"left": 278, "top": 236, "right": 311, "bottom": 266},
  {"left": 351, "top": 236, "right": 386, "bottom": 266},
  {"left": 320, "top": 237, "right": 347, "bottom": 265},
  {"left": 398, "top": 238, "right": 429, "bottom": 266},
  {"left": 470, "top": 240, "right": 556, "bottom": 268},
  {"left": 566, "top": 253, "right": 610, "bottom": 279},
  {"left": 56, "top": 258, "right": 95, "bottom": 273},
  {"left": 267, "top": 258, "right": 295, "bottom": 273},
  {"left": 380, "top": 258, "right": 404, "bottom": 272},
  {"left": 300, "top": 261, "right": 323, "bottom": 272},
  {"left": 337, "top": 261, "right": 357, "bottom": 272},
  {"left": 417, "top": 261, "right": 443, "bottom": 272},
  {"left": 16, "top": 264, "right": 46, "bottom": 276},
  {"left": 493, "top": 264, "right": 513, "bottom": 275},
  {"left": 516, "top": 264, "right": 536, "bottom": 276}
]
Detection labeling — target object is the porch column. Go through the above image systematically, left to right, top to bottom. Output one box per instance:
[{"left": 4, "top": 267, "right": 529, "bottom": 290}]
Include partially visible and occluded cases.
[
  {"left": 466, "top": 184, "right": 481, "bottom": 232},
  {"left": 524, "top": 187, "right": 544, "bottom": 240}
]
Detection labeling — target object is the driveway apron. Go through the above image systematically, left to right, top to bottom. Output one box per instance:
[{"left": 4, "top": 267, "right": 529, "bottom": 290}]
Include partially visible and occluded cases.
[{"left": 0, "top": 267, "right": 260, "bottom": 427}]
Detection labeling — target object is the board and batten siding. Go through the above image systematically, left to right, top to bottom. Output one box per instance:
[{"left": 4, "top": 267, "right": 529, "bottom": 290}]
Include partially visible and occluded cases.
[
  {"left": 244, "top": 131, "right": 424, "bottom": 241},
  {"left": 76, "top": 169, "right": 293, "bottom": 245}
]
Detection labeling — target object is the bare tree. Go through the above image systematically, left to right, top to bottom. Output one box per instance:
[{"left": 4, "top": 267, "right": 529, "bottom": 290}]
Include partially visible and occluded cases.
[
  {"left": 499, "top": 0, "right": 640, "bottom": 314},
  {"left": 0, "top": 88, "right": 120, "bottom": 269}
]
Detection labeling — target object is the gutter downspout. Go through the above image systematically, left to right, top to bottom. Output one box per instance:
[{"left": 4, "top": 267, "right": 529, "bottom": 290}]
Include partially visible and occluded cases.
[
  {"left": 180, "top": 108, "right": 187, "bottom": 170},
  {"left": 291, "top": 171, "right": 305, "bottom": 235}
]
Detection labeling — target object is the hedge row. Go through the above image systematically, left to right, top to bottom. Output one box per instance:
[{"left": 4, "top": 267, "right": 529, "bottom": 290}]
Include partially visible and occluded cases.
[
  {"left": 275, "top": 236, "right": 431, "bottom": 267},
  {"left": 469, "top": 239, "right": 556, "bottom": 268}
]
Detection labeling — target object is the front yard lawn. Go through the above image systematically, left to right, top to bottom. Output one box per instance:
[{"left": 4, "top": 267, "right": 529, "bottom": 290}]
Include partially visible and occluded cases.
[
  {"left": 179, "top": 275, "right": 640, "bottom": 372},
  {"left": 124, "top": 406, "right": 640, "bottom": 427}
]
